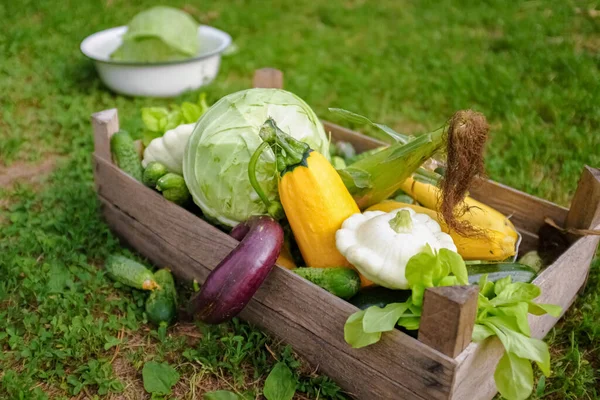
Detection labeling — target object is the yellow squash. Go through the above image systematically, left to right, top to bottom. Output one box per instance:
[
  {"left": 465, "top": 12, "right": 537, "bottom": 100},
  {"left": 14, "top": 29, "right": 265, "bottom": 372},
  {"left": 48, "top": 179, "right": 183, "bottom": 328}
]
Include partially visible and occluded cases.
[
  {"left": 255, "top": 119, "right": 371, "bottom": 286},
  {"left": 279, "top": 151, "right": 360, "bottom": 268},
  {"left": 279, "top": 151, "right": 374, "bottom": 287},
  {"left": 399, "top": 177, "right": 519, "bottom": 238},
  {"left": 366, "top": 201, "right": 517, "bottom": 261},
  {"left": 276, "top": 244, "right": 296, "bottom": 270}
]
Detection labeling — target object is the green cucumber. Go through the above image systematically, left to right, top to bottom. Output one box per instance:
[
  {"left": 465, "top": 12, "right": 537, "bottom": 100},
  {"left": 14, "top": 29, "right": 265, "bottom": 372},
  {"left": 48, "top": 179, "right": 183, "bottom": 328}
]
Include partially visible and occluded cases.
[
  {"left": 110, "top": 131, "right": 143, "bottom": 181},
  {"left": 143, "top": 161, "right": 169, "bottom": 188},
  {"left": 156, "top": 173, "right": 191, "bottom": 205},
  {"left": 105, "top": 255, "right": 158, "bottom": 291},
  {"left": 467, "top": 263, "right": 537, "bottom": 285},
  {"left": 292, "top": 267, "right": 360, "bottom": 299},
  {"left": 145, "top": 269, "right": 177, "bottom": 326},
  {"left": 349, "top": 287, "right": 411, "bottom": 310}
]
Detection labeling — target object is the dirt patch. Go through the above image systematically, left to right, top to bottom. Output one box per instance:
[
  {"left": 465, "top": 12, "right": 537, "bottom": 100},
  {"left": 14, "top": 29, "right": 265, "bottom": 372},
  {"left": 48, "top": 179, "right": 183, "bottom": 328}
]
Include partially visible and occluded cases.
[
  {"left": 0, "top": 156, "right": 59, "bottom": 188},
  {"left": 110, "top": 357, "right": 147, "bottom": 400}
]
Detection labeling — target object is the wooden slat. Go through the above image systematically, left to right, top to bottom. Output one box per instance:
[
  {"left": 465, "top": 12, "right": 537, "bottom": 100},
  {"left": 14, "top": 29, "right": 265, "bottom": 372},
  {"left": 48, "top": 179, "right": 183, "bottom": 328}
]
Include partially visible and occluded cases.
[
  {"left": 252, "top": 68, "right": 284, "bottom": 89},
  {"left": 91, "top": 108, "right": 119, "bottom": 161},
  {"left": 93, "top": 155, "right": 457, "bottom": 400},
  {"left": 563, "top": 166, "right": 600, "bottom": 291},
  {"left": 565, "top": 166, "right": 600, "bottom": 231},
  {"left": 99, "top": 197, "right": 429, "bottom": 399},
  {"left": 529, "top": 235, "right": 599, "bottom": 338},
  {"left": 419, "top": 286, "right": 479, "bottom": 358},
  {"left": 449, "top": 339, "right": 504, "bottom": 400}
]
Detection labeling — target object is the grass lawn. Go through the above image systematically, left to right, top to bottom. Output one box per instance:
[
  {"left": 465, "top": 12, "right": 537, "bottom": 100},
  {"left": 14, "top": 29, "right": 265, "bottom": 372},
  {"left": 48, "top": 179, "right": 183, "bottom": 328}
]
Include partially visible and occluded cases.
[{"left": 1, "top": 0, "right": 599, "bottom": 398}]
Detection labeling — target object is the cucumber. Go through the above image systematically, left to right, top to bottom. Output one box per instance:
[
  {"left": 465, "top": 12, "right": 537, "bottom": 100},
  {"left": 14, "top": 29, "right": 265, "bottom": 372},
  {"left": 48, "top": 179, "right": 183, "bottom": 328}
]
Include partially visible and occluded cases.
[
  {"left": 110, "top": 131, "right": 143, "bottom": 181},
  {"left": 143, "top": 161, "right": 169, "bottom": 188},
  {"left": 156, "top": 173, "right": 191, "bottom": 205},
  {"left": 392, "top": 193, "right": 414, "bottom": 204},
  {"left": 105, "top": 255, "right": 158, "bottom": 291},
  {"left": 467, "top": 263, "right": 537, "bottom": 285},
  {"left": 292, "top": 267, "right": 360, "bottom": 299},
  {"left": 145, "top": 269, "right": 177, "bottom": 326},
  {"left": 349, "top": 287, "right": 411, "bottom": 310}
]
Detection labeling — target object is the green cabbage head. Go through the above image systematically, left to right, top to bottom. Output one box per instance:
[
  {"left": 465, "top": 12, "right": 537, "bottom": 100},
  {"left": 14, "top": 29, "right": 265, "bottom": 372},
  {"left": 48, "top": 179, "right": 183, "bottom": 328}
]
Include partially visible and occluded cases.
[{"left": 183, "top": 88, "right": 329, "bottom": 227}]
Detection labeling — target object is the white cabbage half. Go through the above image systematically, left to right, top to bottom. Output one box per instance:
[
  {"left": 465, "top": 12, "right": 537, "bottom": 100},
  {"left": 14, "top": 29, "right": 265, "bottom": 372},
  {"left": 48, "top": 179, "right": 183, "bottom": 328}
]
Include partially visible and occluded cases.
[{"left": 183, "top": 88, "right": 329, "bottom": 227}]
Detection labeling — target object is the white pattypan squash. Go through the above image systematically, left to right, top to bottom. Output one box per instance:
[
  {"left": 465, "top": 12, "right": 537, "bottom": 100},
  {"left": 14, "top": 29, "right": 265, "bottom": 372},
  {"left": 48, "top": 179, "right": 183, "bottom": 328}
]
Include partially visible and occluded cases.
[
  {"left": 142, "top": 123, "right": 195, "bottom": 174},
  {"left": 336, "top": 208, "right": 457, "bottom": 289}
]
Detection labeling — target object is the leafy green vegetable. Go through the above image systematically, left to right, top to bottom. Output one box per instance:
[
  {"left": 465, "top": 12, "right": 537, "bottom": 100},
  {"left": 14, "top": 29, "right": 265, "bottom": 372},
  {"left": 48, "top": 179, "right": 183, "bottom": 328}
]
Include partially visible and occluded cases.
[
  {"left": 111, "top": 6, "right": 199, "bottom": 63},
  {"left": 111, "top": 38, "right": 191, "bottom": 63},
  {"left": 183, "top": 88, "right": 330, "bottom": 227},
  {"left": 140, "top": 93, "right": 209, "bottom": 146},
  {"left": 343, "top": 246, "right": 561, "bottom": 400},
  {"left": 344, "top": 247, "right": 467, "bottom": 348},
  {"left": 474, "top": 276, "right": 562, "bottom": 400},
  {"left": 362, "top": 302, "right": 411, "bottom": 333},
  {"left": 344, "top": 310, "right": 382, "bottom": 348},
  {"left": 494, "top": 351, "right": 534, "bottom": 400},
  {"left": 142, "top": 361, "right": 180, "bottom": 395},
  {"left": 263, "top": 362, "right": 296, "bottom": 400},
  {"left": 204, "top": 390, "right": 241, "bottom": 400}
]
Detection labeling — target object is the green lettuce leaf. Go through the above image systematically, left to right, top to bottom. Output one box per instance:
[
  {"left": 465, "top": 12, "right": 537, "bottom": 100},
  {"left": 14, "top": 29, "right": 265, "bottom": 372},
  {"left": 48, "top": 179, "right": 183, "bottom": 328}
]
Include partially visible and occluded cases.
[
  {"left": 362, "top": 302, "right": 411, "bottom": 333},
  {"left": 528, "top": 302, "right": 562, "bottom": 317},
  {"left": 344, "top": 310, "right": 382, "bottom": 348},
  {"left": 494, "top": 351, "right": 533, "bottom": 400}
]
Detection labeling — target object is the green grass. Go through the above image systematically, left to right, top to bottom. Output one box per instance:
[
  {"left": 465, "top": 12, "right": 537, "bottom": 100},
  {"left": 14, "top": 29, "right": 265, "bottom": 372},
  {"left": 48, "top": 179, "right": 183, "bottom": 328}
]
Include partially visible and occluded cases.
[{"left": 1, "top": 0, "right": 599, "bottom": 398}]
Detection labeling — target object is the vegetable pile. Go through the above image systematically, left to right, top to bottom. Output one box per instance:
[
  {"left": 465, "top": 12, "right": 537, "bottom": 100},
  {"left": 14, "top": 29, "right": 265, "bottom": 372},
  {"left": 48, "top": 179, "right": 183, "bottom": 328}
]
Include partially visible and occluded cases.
[{"left": 108, "top": 88, "right": 563, "bottom": 400}]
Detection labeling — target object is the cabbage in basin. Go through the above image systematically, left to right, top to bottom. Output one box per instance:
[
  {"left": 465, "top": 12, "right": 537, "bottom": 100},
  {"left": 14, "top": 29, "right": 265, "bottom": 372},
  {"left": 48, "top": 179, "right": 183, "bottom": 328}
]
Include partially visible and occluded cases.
[{"left": 183, "top": 88, "right": 329, "bottom": 228}]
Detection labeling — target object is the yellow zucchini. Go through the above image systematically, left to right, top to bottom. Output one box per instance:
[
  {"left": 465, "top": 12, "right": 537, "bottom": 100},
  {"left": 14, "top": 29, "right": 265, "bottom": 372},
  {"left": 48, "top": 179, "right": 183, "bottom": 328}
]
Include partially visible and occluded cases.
[
  {"left": 252, "top": 119, "right": 371, "bottom": 286},
  {"left": 279, "top": 151, "right": 360, "bottom": 268},
  {"left": 399, "top": 177, "right": 519, "bottom": 238},
  {"left": 276, "top": 244, "right": 296, "bottom": 270}
]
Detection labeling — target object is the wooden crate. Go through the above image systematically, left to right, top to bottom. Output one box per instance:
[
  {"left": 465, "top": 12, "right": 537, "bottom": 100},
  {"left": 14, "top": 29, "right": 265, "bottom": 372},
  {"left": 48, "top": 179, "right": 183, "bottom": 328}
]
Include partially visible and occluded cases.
[{"left": 92, "top": 69, "right": 600, "bottom": 400}]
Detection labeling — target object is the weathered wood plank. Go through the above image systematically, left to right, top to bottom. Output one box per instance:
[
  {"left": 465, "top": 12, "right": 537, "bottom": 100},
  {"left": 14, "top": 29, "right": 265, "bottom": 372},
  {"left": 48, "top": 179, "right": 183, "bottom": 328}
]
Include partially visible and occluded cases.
[
  {"left": 253, "top": 68, "right": 284, "bottom": 89},
  {"left": 92, "top": 109, "right": 119, "bottom": 162},
  {"left": 93, "top": 155, "right": 457, "bottom": 400},
  {"left": 565, "top": 166, "right": 600, "bottom": 232},
  {"left": 99, "top": 197, "right": 431, "bottom": 399},
  {"left": 529, "top": 235, "right": 599, "bottom": 338},
  {"left": 419, "top": 286, "right": 479, "bottom": 358},
  {"left": 450, "top": 339, "right": 504, "bottom": 400}
]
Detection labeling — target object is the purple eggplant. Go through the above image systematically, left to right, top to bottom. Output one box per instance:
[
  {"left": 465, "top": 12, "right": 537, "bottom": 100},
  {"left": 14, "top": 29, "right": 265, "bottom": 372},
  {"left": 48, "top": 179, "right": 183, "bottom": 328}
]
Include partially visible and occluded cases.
[{"left": 189, "top": 215, "right": 284, "bottom": 324}]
